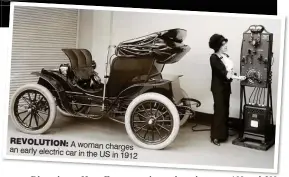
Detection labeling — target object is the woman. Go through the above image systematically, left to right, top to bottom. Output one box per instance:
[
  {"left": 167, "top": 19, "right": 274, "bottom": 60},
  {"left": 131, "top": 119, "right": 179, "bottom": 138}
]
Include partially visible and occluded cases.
[{"left": 208, "top": 34, "right": 246, "bottom": 146}]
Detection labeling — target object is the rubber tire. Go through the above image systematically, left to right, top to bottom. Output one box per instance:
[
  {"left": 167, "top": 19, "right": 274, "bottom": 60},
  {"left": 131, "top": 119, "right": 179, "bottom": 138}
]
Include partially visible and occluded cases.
[
  {"left": 9, "top": 83, "right": 57, "bottom": 134},
  {"left": 178, "top": 89, "right": 192, "bottom": 127},
  {"left": 125, "top": 92, "right": 180, "bottom": 150}
]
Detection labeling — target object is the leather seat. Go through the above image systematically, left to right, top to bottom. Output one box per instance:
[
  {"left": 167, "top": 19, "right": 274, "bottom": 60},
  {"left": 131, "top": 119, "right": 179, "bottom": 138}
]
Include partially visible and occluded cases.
[
  {"left": 62, "top": 48, "right": 95, "bottom": 83},
  {"left": 105, "top": 56, "right": 159, "bottom": 97}
]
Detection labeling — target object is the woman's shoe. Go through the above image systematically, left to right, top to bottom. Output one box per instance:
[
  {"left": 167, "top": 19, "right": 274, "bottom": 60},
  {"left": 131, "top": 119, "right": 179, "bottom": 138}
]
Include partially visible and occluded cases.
[{"left": 211, "top": 138, "right": 221, "bottom": 146}]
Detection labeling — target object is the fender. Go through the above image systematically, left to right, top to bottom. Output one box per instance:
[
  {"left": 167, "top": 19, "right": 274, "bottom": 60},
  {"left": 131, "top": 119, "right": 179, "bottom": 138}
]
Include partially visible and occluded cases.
[
  {"left": 37, "top": 69, "right": 74, "bottom": 90},
  {"left": 31, "top": 70, "right": 75, "bottom": 114},
  {"left": 143, "top": 79, "right": 174, "bottom": 101}
]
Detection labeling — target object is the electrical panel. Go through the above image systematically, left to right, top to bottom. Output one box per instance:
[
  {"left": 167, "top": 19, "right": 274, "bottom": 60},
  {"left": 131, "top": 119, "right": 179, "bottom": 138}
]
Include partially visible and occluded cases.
[
  {"left": 232, "top": 25, "right": 275, "bottom": 151},
  {"left": 240, "top": 25, "right": 273, "bottom": 88}
]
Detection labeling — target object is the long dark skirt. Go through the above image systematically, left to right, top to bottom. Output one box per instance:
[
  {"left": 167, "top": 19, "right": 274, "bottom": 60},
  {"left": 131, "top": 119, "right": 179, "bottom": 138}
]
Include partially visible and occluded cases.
[{"left": 211, "top": 91, "right": 230, "bottom": 141}]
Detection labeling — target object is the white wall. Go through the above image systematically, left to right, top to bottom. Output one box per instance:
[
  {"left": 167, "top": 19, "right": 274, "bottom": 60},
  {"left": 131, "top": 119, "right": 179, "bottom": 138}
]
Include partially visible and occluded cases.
[
  {"left": 77, "top": 9, "right": 93, "bottom": 50},
  {"left": 78, "top": 10, "right": 283, "bottom": 120},
  {"left": 78, "top": 10, "right": 113, "bottom": 79}
]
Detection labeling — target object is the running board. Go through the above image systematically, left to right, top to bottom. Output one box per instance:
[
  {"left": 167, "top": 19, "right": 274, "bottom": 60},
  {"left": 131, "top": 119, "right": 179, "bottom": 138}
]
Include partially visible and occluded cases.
[{"left": 57, "top": 106, "right": 104, "bottom": 120}]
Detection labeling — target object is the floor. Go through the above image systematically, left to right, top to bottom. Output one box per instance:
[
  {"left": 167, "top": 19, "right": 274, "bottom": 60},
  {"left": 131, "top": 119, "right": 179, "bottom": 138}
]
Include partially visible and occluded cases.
[{"left": 6, "top": 111, "right": 275, "bottom": 171}]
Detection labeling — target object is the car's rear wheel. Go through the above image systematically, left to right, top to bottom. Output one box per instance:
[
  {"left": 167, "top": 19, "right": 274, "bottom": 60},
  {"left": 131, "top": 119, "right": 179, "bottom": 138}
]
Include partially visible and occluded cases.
[
  {"left": 9, "top": 83, "right": 56, "bottom": 134},
  {"left": 125, "top": 92, "right": 180, "bottom": 150}
]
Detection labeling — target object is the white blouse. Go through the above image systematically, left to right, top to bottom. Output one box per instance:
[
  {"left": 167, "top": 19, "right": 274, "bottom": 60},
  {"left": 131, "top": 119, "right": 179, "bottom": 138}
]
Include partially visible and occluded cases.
[{"left": 219, "top": 53, "right": 235, "bottom": 79}]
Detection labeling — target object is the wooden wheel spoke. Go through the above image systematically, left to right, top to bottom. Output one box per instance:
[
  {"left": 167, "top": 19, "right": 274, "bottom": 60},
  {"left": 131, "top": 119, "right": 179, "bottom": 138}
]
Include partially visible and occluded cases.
[
  {"left": 27, "top": 92, "right": 32, "bottom": 102},
  {"left": 33, "top": 92, "right": 37, "bottom": 101},
  {"left": 21, "top": 97, "right": 31, "bottom": 105},
  {"left": 154, "top": 103, "right": 160, "bottom": 116},
  {"left": 141, "top": 105, "right": 150, "bottom": 116},
  {"left": 17, "top": 109, "right": 28, "bottom": 115},
  {"left": 37, "top": 110, "right": 48, "bottom": 115},
  {"left": 155, "top": 110, "right": 168, "bottom": 119},
  {"left": 21, "top": 112, "right": 31, "bottom": 122},
  {"left": 36, "top": 112, "right": 46, "bottom": 121},
  {"left": 136, "top": 112, "right": 146, "bottom": 119},
  {"left": 34, "top": 113, "right": 39, "bottom": 127},
  {"left": 28, "top": 114, "right": 33, "bottom": 127},
  {"left": 133, "top": 120, "right": 146, "bottom": 123},
  {"left": 156, "top": 120, "right": 172, "bottom": 123},
  {"left": 135, "top": 124, "right": 147, "bottom": 133},
  {"left": 157, "top": 124, "right": 170, "bottom": 132},
  {"left": 155, "top": 127, "right": 162, "bottom": 139},
  {"left": 143, "top": 129, "right": 149, "bottom": 139},
  {"left": 151, "top": 129, "right": 155, "bottom": 141}
]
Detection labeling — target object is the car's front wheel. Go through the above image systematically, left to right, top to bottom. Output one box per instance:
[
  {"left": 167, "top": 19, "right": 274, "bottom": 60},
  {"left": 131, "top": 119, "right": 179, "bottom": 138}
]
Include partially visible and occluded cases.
[{"left": 9, "top": 83, "right": 57, "bottom": 134}]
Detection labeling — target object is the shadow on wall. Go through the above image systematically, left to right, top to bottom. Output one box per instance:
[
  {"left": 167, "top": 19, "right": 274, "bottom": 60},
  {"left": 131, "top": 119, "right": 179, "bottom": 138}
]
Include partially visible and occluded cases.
[{"left": 77, "top": 10, "right": 282, "bottom": 122}]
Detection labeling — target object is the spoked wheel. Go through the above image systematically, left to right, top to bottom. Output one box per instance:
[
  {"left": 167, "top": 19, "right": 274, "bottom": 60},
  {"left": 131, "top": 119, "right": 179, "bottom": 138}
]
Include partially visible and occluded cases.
[
  {"left": 9, "top": 83, "right": 56, "bottom": 134},
  {"left": 125, "top": 92, "right": 180, "bottom": 150}
]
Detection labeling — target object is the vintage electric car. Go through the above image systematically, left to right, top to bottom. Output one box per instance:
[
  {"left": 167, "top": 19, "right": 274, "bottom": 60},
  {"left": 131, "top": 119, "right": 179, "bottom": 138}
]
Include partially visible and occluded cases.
[{"left": 9, "top": 28, "right": 201, "bottom": 150}]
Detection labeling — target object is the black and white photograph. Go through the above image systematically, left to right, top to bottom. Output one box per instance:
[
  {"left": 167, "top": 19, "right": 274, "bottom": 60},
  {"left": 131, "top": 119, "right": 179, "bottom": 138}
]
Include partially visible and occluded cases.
[{"left": 3, "top": 2, "right": 286, "bottom": 173}]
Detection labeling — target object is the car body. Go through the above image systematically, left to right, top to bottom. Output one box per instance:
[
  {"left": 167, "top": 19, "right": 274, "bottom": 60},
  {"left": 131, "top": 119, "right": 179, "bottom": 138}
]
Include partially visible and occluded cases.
[{"left": 9, "top": 28, "right": 201, "bottom": 150}]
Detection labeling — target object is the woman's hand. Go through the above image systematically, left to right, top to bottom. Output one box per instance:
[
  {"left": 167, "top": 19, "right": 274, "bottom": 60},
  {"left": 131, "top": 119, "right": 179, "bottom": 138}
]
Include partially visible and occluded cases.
[
  {"left": 232, "top": 75, "right": 246, "bottom": 81},
  {"left": 239, "top": 76, "right": 246, "bottom": 81}
]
